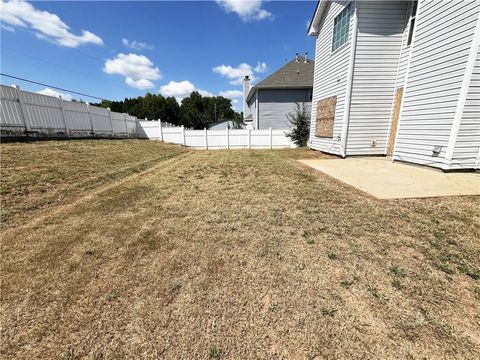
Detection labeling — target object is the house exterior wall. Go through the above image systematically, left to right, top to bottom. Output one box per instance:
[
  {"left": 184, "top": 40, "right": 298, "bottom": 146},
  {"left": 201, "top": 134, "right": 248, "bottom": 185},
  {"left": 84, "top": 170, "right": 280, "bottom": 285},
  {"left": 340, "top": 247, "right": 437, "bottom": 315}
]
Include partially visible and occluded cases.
[
  {"left": 309, "top": 0, "right": 354, "bottom": 156},
  {"left": 393, "top": 0, "right": 480, "bottom": 169},
  {"left": 347, "top": 1, "right": 408, "bottom": 155},
  {"left": 452, "top": 45, "right": 480, "bottom": 170},
  {"left": 257, "top": 88, "right": 311, "bottom": 129},
  {"left": 247, "top": 92, "right": 257, "bottom": 125}
]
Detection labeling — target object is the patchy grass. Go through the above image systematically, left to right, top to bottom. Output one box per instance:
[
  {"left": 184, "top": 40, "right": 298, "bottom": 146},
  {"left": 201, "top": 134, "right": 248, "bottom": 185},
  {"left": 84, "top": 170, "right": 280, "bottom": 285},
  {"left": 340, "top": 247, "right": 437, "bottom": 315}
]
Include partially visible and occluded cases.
[
  {"left": 0, "top": 139, "right": 188, "bottom": 228},
  {"left": 1, "top": 140, "right": 479, "bottom": 359}
]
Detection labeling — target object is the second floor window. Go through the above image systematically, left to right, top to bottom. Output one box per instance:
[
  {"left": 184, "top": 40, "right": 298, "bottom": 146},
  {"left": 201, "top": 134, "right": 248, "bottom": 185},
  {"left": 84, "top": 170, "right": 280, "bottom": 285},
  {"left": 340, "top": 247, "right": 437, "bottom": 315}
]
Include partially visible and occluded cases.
[
  {"left": 407, "top": 1, "right": 418, "bottom": 45},
  {"left": 332, "top": 2, "right": 353, "bottom": 52}
]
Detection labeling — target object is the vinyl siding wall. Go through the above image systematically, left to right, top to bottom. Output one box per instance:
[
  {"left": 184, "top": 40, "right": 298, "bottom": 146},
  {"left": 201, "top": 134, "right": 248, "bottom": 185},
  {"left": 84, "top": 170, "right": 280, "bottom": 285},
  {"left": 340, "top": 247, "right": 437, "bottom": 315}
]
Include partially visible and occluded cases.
[
  {"left": 309, "top": 0, "right": 354, "bottom": 155},
  {"left": 393, "top": 0, "right": 480, "bottom": 169},
  {"left": 347, "top": 1, "right": 407, "bottom": 155},
  {"left": 452, "top": 45, "right": 480, "bottom": 169},
  {"left": 257, "top": 89, "right": 311, "bottom": 129},
  {"left": 247, "top": 93, "right": 257, "bottom": 125}
]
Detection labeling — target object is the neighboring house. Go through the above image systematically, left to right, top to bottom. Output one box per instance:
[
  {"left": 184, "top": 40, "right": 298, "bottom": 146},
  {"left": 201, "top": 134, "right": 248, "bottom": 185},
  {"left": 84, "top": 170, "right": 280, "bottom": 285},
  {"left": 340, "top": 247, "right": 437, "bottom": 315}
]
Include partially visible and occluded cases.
[
  {"left": 308, "top": 0, "right": 480, "bottom": 170},
  {"left": 243, "top": 55, "right": 314, "bottom": 129},
  {"left": 209, "top": 119, "right": 244, "bottom": 130}
]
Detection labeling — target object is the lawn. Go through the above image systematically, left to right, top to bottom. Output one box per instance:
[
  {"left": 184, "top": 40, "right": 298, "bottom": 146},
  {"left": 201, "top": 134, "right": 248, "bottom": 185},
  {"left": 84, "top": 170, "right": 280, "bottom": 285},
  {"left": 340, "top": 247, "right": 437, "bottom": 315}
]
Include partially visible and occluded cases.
[{"left": 1, "top": 139, "right": 479, "bottom": 359}]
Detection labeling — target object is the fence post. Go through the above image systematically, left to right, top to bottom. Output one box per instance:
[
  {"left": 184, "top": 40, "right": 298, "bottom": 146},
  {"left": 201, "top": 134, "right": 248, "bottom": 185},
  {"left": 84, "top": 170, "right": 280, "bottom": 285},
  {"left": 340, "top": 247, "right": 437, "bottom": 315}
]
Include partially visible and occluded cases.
[
  {"left": 14, "top": 85, "right": 31, "bottom": 133},
  {"left": 57, "top": 95, "right": 70, "bottom": 137},
  {"left": 86, "top": 103, "right": 95, "bottom": 137},
  {"left": 107, "top": 107, "right": 114, "bottom": 137},
  {"left": 123, "top": 113, "right": 129, "bottom": 138},
  {"left": 158, "top": 119, "right": 164, "bottom": 141},
  {"left": 182, "top": 125, "right": 186, "bottom": 146},
  {"left": 226, "top": 127, "right": 229, "bottom": 150},
  {"left": 269, "top": 127, "right": 273, "bottom": 149},
  {"left": 204, "top": 128, "right": 208, "bottom": 150},
  {"left": 248, "top": 128, "right": 251, "bottom": 149}
]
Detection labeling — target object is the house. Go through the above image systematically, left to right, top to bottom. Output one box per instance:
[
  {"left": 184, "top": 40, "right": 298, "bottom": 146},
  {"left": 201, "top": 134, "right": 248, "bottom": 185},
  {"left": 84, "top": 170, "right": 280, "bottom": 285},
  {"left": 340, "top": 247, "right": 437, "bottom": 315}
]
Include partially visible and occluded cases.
[
  {"left": 308, "top": 0, "right": 480, "bottom": 170},
  {"left": 243, "top": 54, "right": 314, "bottom": 129},
  {"left": 209, "top": 119, "right": 244, "bottom": 130}
]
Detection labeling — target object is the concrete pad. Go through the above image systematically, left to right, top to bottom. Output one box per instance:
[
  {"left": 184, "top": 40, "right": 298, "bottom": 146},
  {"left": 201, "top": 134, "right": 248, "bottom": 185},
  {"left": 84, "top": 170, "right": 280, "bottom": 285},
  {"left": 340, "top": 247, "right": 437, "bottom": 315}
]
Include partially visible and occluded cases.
[{"left": 299, "top": 157, "right": 480, "bottom": 199}]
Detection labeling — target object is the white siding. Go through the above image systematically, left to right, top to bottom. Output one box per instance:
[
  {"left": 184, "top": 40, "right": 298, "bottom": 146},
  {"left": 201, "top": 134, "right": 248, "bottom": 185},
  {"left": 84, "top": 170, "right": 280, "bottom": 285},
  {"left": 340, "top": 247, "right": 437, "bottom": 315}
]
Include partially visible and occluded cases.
[
  {"left": 309, "top": 0, "right": 354, "bottom": 155},
  {"left": 393, "top": 0, "right": 480, "bottom": 169},
  {"left": 347, "top": 1, "right": 407, "bottom": 155},
  {"left": 395, "top": 2, "right": 416, "bottom": 88},
  {"left": 452, "top": 45, "right": 480, "bottom": 169},
  {"left": 258, "top": 89, "right": 311, "bottom": 129},
  {"left": 247, "top": 92, "right": 257, "bottom": 125}
]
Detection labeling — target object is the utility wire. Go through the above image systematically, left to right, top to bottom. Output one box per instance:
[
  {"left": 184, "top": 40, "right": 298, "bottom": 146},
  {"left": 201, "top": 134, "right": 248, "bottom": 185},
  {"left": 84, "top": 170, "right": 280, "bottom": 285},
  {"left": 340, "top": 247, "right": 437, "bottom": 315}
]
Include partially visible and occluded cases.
[{"left": 0, "top": 73, "right": 108, "bottom": 101}]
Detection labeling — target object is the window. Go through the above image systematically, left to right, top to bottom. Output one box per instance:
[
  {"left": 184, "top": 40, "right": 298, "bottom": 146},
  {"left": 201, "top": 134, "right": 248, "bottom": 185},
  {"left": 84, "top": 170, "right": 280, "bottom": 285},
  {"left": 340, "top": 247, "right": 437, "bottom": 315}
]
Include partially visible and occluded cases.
[
  {"left": 407, "top": 1, "right": 418, "bottom": 46},
  {"left": 332, "top": 2, "right": 353, "bottom": 52}
]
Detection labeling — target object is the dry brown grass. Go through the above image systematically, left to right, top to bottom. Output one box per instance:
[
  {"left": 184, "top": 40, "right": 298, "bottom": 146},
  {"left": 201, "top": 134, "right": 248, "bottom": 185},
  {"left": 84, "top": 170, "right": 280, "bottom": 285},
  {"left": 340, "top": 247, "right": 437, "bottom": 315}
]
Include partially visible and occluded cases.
[{"left": 1, "top": 140, "right": 479, "bottom": 359}]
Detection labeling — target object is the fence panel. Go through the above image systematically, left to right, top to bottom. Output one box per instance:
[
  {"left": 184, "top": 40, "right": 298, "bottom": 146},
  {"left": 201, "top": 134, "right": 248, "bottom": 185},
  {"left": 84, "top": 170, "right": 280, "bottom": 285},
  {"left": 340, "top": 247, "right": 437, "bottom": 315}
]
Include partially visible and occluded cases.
[
  {"left": 0, "top": 86, "right": 25, "bottom": 135},
  {"left": 23, "top": 92, "right": 65, "bottom": 132},
  {"left": 63, "top": 100, "right": 91, "bottom": 135},
  {"left": 89, "top": 106, "right": 111, "bottom": 134},
  {"left": 111, "top": 112, "right": 126, "bottom": 136},
  {"left": 163, "top": 127, "right": 184, "bottom": 144},
  {"left": 185, "top": 130, "right": 205, "bottom": 147}
]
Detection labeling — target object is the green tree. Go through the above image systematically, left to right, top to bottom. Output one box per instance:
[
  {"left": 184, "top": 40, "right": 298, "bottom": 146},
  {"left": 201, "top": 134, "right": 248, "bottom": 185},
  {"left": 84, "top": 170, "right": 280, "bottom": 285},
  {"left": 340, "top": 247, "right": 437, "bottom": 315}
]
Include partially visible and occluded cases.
[{"left": 286, "top": 103, "right": 310, "bottom": 147}]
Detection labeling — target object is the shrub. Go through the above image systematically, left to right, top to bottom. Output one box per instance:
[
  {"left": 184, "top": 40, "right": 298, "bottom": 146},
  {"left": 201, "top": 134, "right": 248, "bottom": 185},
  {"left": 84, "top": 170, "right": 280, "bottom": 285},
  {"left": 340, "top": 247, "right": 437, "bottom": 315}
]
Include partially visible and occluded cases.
[{"left": 286, "top": 102, "right": 310, "bottom": 147}]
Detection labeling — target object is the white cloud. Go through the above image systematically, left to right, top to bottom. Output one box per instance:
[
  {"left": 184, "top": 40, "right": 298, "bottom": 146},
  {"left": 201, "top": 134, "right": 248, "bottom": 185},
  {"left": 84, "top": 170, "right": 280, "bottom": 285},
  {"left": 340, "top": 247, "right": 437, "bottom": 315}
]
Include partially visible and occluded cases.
[
  {"left": 0, "top": 0, "right": 103, "bottom": 47},
  {"left": 216, "top": 0, "right": 273, "bottom": 22},
  {"left": 1, "top": 23, "right": 15, "bottom": 32},
  {"left": 122, "top": 38, "right": 154, "bottom": 51},
  {"left": 103, "top": 53, "right": 161, "bottom": 90},
  {"left": 254, "top": 61, "right": 267, "bottom": 73},
  {"left": 213, "top": 63, "right": 255, "bottom": 85},
  {"left": 125, "top": 78, "right": 154, "bottom": 90},
  {"left": 159, "top": 80, "right": 212, "bottom": 102},
  {"left": 37, "top": 87, "right": 72, "bottom": 101},
  {"left": 219, "top": 90, "right": 243, "bottom": 98}
]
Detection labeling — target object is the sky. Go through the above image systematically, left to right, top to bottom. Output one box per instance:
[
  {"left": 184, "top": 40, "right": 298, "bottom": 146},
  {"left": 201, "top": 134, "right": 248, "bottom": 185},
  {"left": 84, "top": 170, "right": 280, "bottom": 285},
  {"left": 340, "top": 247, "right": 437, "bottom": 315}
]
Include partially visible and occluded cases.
[{"left": 0, "top": 0, "right": 317, "bottom": 110}]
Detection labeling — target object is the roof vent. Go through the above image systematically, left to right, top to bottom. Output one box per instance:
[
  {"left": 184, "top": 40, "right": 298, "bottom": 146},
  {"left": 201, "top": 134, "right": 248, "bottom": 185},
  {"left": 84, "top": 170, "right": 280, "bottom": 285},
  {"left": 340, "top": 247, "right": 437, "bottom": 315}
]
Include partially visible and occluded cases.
[
  {"left": 295, "top": 52, "right": 299, "bottom": 62},
  {"left": 304, "top": 52, "right": 308, "bottom": 63},
  {"left": 244, "top": 75, "right": 250, "bottom": 80}
]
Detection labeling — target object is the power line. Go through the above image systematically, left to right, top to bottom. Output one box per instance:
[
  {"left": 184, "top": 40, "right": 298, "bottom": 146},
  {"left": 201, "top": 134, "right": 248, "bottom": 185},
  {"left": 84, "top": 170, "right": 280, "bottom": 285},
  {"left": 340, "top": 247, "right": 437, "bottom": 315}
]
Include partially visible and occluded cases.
[{"left": 0, "top": 73, "right": 108, "bottom": 101}]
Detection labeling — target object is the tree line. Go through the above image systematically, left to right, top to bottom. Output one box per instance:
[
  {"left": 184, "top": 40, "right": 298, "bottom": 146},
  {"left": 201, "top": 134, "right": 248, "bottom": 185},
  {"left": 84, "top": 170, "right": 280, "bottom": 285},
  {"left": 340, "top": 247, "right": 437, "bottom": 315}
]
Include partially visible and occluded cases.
[{"left": 92, "top": 91, "right": 243, "bottom": 129}]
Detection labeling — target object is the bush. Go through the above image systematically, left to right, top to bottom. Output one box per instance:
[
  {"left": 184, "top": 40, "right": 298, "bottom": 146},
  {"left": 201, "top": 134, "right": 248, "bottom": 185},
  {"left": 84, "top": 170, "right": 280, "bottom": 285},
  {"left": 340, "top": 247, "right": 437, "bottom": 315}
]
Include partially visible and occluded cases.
[{"left": 286, "top": 102, "right": 310, "bottom": 147}]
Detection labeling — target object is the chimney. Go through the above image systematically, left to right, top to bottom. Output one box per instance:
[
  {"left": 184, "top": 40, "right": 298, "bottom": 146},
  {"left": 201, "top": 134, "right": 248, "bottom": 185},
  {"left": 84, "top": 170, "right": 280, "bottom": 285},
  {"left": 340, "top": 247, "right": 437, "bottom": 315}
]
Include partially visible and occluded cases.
[
  {"left": 295, "top": 52, "right": 299, "bottom": 62},
  {"left": 304, "top": 52, "right": 308, "bottom": 63},
  {"left": 243, "top": 75, "right": 251, "bottom": 119}
]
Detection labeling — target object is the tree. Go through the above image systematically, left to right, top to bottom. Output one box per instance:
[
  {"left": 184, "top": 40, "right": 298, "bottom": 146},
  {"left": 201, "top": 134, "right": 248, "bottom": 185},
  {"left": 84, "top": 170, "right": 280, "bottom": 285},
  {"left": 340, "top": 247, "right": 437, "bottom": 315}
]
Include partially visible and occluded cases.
[{"left": 286, "top": 103, "right": 310, "bottom": 147}]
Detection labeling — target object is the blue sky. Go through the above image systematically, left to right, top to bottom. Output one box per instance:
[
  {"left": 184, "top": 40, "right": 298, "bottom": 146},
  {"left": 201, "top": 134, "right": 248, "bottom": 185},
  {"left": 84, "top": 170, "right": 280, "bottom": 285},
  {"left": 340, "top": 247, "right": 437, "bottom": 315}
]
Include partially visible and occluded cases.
[{"left": 1, "top": 0, "right": 316, "bottom": 109}]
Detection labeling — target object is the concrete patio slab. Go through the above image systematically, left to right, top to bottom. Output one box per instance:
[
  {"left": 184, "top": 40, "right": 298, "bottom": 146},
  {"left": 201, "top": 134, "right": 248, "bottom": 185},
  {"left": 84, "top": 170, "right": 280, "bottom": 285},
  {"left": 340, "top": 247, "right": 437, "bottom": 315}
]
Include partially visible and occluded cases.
[{"left": 299, "top": 157, "right": 480, "bottom": 199}]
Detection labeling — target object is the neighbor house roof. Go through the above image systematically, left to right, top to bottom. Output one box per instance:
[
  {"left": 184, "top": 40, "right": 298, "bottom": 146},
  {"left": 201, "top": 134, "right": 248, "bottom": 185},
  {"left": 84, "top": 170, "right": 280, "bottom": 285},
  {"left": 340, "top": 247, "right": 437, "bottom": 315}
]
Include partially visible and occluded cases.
[{"left": 246, "top": 57, "right": 314, "bottom": 102}]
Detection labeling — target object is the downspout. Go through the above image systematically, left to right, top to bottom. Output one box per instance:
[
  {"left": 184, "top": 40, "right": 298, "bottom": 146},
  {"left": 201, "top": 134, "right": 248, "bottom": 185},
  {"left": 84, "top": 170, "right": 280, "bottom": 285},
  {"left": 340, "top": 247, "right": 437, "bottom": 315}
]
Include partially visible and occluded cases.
[
  {"left": 340, "top": 2, "right": 359, "bottom": 158},
  {"left": 443, "top": 10, "right": 480, "bottom": 170}
]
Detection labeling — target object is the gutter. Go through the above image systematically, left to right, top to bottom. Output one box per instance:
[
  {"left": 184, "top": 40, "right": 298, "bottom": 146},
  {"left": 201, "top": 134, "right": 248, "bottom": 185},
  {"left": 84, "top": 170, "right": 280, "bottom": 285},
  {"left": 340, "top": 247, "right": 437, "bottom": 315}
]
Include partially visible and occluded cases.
[{"left": 339, "top": 3, "right": 359, "bottom": 158}]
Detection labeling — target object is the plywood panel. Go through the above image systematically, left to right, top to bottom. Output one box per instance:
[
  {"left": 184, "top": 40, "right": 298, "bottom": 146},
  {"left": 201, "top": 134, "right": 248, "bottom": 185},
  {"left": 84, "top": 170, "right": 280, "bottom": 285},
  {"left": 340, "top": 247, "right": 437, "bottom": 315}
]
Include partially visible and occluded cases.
[
  {"left": 387, "top": 87, "right": 403, "bottom": 156},
  {"left": 315, "top": 96, "right": 337, "bottom": 137}
]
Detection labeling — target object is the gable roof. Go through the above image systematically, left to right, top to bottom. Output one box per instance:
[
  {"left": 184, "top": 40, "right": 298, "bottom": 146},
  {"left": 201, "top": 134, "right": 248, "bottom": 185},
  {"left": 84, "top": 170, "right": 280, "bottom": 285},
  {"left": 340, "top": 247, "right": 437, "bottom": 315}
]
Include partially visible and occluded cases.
[
  {"left": 308, "top": 0, "right": 329, "bottom": 36},
  {"left": 247, "top": 57, "right": 314, "bottom": 102}
]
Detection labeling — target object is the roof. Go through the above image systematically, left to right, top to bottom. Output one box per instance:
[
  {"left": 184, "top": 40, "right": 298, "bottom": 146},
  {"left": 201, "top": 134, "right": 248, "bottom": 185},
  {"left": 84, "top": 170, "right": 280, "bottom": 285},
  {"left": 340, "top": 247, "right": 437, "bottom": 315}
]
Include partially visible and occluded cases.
[
  {"left": 308, "top": 0, "right": 329, "bottom": 36},
  {"left": 247, "top": 57, "right": 314, "bottom": 102}
]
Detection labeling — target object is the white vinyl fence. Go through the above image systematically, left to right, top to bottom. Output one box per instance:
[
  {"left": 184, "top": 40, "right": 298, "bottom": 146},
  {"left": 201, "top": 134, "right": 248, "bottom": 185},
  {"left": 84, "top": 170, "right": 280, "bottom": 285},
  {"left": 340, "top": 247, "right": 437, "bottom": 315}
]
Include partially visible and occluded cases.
[
  {"left": 0, "top": 85, "right": 138, "bottom": 138},
  {"left": 138, "top": 120, "right": 295, "bottom": 149}
]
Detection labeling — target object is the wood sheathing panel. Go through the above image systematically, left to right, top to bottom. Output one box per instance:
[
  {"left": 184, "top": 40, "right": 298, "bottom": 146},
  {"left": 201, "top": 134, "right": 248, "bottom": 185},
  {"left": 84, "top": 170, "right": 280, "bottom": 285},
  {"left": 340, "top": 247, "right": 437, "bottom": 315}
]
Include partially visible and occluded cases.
[
  {"left": 387, "top": 87, "right": 403, "bottom": 156},
  {"left": 315, "top": 96, "right": 337, "bottom": 138}
]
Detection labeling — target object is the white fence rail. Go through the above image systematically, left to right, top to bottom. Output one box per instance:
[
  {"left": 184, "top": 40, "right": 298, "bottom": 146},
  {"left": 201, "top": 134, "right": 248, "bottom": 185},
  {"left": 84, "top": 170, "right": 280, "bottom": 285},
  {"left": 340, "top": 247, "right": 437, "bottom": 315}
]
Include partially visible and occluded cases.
[
  {"left": 0, "top": 85, "right": 138, "bottom": 138},
  {"left": 138, "top": 120, "right": 294, "bottom": 149}
]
